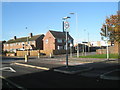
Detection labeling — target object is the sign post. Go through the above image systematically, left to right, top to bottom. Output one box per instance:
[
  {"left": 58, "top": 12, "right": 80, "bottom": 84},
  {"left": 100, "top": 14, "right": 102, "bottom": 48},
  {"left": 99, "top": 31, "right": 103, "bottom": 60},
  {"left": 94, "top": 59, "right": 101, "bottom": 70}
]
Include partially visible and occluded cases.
[{"left": 64, "top": 20, "right": 70, "bottom": 68}]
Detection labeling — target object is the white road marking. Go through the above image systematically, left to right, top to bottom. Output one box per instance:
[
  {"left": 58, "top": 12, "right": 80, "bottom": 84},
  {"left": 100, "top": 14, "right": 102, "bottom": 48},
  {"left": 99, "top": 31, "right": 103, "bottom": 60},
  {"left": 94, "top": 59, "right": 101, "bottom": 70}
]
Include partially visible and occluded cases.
[{"left": 0, "top": 67, "right": 16, "bottom": 72}]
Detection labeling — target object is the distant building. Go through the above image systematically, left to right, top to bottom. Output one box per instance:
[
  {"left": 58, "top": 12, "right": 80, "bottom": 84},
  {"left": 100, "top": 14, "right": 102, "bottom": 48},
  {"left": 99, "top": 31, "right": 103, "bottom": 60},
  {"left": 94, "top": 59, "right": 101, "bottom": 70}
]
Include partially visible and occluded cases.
[
  {"left": 43, "top": 30, "right": 74, "bottom": 53},
  {"left": 3, "top": 33, "right": 44, "bottom": 52},
  {"left": 0, "top": 41, "right": 6, "bottom": 54},
  {"left": 74, "top": 41, "right": 112, "bottom": 52},
  {"left": 89, "top": 41, "right": 111, "bottom": 47},
  {"left": 74, "top": 43, "right": 90, "bottom": 53}
]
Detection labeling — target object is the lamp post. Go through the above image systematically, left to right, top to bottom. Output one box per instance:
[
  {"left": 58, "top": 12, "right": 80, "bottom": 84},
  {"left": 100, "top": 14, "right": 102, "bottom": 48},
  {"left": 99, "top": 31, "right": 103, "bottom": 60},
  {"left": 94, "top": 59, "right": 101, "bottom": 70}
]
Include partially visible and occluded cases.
[
  {"left": 69, "top": 12, "right": 79, "bottom": 57},
  {"left": 63, "top": 16, "right": 70, "bottom": 68},
  {"left": 105, "top": 24, "right": 109, "bottom": 60},
  {"left": 25, "top": 27, "right": 29, "bottom": 62},
  {"left": 83, "top": 29, "right": 86, "bottom": 56},
  {"left": 88, "top": 32, "right": 90, "bottom": 52},
  {"left": 70, "top": 43, "right": 73, "bottom": 58}
]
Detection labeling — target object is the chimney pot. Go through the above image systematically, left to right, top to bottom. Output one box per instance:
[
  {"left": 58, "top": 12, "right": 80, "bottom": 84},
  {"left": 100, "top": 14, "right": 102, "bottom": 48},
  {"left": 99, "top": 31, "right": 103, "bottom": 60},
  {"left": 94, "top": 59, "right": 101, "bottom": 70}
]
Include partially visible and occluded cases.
[
  {"left": 30, "top": 33, "right": 33, "bottom": 38},
  {"left": 14, "top": 36, "right": 17, "bottom": 40}
]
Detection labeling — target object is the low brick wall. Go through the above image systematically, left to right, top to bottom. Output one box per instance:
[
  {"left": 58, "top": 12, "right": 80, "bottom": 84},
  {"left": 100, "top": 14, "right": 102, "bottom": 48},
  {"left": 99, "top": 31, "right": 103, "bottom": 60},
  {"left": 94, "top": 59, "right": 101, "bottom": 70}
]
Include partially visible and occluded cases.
[
  {"left": 96, "top": 46, "right": 118, "bottom": 54},
  {"left": 16, "top": 49, "right": 70, "bottom": 56},
  {"left": 96, "top": 49, "right": 106, "bottom": 54},
  {"left": 16, "top": 50, "right": 40, "bottom": 56},
  {"left": 30, "top": 50, "right": 40, "bottom": 56},
  {"left": 40, "top": 50, "right": 53, "bottom": 55},
  {"left": 6, "top": 53, "right": 16, "bottom": 56}
]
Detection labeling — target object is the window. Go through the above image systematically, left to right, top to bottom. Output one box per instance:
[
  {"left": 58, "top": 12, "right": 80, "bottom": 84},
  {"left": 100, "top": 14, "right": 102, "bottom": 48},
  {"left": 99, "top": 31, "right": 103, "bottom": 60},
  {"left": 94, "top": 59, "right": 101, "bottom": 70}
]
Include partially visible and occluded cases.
[
  {"left": 45, "top": 39, "right": 48, "bottom": 44},
  {"left": 57, "top": 39, "right": 62, "bottom": 43},
  {"left": 64, "top": 39, "right": 66, "bottom": 42},
  {"left": 68, "top": 40, "right": 72, "bottom": 43},
  {"left": 32, "top": 41, "right": 35, "bottom": 44},
  {"left": 22, "top": 42, "right": 25, "bottom": 44},
  {"left": 18, "top": 43, "right": 21, "bottom": 45},
  {"left": 10, "top": 44, "right": 13, "bottom": 46},
  {"left": 57, "top": 46, "right": 63, "bottom": 50}
]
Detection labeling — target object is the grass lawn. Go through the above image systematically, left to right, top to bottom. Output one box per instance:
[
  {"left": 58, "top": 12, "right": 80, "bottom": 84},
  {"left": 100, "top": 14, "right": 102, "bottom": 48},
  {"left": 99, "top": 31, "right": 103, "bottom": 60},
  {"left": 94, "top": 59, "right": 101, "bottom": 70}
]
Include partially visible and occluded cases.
[{"left": 79, "top": 54, "right": 119, "bottom": 59}]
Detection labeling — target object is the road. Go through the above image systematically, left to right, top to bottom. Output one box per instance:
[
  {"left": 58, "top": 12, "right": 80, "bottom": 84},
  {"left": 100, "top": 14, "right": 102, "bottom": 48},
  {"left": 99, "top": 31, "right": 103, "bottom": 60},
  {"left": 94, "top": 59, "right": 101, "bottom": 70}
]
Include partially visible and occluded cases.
[
  {"left": 1, "top": 54, "right": 120, "bottom": 88},
  {"left": 2, "top": 63, "right": 119, "bottom": 88}
]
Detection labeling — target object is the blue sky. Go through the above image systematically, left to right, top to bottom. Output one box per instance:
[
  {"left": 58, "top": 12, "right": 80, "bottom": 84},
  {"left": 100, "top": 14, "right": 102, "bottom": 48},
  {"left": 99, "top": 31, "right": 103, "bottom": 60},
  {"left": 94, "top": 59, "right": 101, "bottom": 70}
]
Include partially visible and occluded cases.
[{"left": 2, "top": 2, "right": 118, "bottom": 43}]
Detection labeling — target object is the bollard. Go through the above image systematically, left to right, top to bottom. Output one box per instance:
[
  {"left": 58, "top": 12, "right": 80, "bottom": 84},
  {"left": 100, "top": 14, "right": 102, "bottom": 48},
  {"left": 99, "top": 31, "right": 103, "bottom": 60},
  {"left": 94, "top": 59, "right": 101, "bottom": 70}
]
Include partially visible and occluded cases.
[
  {"left": 38, "top": 53, "right": 40, "bottom": 58},
  {"left": 50, "top": 53, "right": 52, "bottom": 58},
  {"left": 50, "top": 53, "right": 54, "bottom": 58},
  {"left": 25, "top": 54, "right": 28, "bottom": 62}
]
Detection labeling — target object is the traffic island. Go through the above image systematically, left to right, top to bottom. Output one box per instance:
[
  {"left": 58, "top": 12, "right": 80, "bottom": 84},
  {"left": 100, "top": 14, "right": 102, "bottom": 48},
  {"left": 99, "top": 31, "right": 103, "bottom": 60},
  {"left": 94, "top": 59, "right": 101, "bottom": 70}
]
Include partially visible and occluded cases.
[{"left": 53, "top": 65, "right": 93, "bottom": 74}]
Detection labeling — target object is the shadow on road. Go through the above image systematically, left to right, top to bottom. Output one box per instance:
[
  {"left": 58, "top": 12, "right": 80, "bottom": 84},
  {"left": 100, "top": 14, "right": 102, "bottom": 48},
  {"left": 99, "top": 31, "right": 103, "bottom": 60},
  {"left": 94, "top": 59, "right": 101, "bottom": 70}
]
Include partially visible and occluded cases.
[{"left": 3, "top": 62, "right": 120, "bottom": 88}]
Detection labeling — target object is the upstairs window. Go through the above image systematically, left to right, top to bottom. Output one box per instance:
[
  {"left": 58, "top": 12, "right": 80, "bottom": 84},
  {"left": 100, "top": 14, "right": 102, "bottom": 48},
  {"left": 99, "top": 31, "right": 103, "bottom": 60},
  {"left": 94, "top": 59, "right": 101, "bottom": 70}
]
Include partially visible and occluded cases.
[
  {"left": 45, "top": 39, "right": 48, "bottom": 44},
  {"left": 57, "top": 39, "right": 62, "bottom": 43},
  {"left": 68, "top": 40, "right": 73, "bottom": 43},
  {"left": 10, "top": 44, "right": 13, "bottom": 46}
]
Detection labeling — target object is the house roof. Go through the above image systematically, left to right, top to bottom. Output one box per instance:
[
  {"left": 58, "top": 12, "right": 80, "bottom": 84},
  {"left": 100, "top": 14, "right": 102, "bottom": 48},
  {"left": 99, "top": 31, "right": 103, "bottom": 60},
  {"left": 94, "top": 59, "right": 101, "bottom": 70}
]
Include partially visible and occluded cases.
[
  {"left": 49, "top": 30, "right": 73, "bottom": 40},
  {"left": 5, "top": 34, "right": 44, "bottom": 44}
]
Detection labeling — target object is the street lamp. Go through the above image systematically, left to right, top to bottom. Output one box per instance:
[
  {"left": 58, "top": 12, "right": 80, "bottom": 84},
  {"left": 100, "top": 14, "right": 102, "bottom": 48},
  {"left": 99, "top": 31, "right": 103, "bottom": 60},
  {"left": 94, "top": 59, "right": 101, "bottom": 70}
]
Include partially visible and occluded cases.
[
  {"left": 69, "top": 12, "right": 79, "bottom": 58},
  {"left": 62, "top": 16, "right": 70, "bottom": 68},
  {"left": 105, "top": 24, "right": 109, "bottom": 60},
  {"left": 25, "top": 27, "right": 29, "bottom": 62},
  {"left": 83, "top": 29, "right": 86, "bottom": 56},
  {"left": 88, "top": 32, "right": 90, "bottom": 52},
  {"left": 70, "top": 43, "right": 73, "bottom": 58}
]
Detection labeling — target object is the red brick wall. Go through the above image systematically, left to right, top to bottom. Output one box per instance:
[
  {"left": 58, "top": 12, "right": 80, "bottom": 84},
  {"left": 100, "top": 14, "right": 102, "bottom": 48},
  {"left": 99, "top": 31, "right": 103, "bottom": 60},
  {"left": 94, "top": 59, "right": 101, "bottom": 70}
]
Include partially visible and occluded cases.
[
  {"left": 43, "top": 31, "right": 56, "bottom": 51},
  {"left": 114, "top": 41, "right": 119, "bottom": 54},
  {"left": 96, "top": 42, "right": 120, "bottom": 54},
  {"left": 6, "top": 53, "right": 16, "bottom": 56}
]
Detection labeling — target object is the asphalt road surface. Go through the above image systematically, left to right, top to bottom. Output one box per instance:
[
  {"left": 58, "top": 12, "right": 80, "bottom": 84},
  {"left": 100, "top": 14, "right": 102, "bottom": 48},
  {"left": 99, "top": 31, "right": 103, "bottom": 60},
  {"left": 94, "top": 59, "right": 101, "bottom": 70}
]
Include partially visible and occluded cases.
[{"left": 1, "top": 61, "right": 120, "bottom": 89}]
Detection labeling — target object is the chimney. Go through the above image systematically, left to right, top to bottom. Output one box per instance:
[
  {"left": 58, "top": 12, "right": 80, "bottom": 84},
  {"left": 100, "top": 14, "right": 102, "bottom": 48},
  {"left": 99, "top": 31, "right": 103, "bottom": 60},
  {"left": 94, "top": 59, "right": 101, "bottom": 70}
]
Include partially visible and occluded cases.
[
  {"left": 63, "top": 21, "right": 65, "bottom": 33},
  {"left": 29, "top": 33, "right": 33, "bottom": 38},
  {"left": 14, "top": 36, "right": 17, "bottom": 40}
]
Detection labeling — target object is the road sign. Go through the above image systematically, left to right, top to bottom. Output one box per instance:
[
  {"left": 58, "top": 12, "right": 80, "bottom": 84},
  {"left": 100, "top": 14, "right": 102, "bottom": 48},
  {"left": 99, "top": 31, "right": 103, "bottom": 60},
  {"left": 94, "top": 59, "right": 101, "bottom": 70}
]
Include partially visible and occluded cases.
[{"left": 64, "top": 21, "right": 70, "bottom": 30}]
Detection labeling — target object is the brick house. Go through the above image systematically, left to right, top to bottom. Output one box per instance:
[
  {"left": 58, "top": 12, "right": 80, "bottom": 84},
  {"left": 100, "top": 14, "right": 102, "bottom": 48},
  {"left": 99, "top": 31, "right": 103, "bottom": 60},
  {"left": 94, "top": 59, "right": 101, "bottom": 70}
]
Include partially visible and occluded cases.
[
  {"left": 43, "top": 30, "right": 74, "bottom": 54},
  {"left": 3, "top": 33, "right": 44, "bottom": 52}
]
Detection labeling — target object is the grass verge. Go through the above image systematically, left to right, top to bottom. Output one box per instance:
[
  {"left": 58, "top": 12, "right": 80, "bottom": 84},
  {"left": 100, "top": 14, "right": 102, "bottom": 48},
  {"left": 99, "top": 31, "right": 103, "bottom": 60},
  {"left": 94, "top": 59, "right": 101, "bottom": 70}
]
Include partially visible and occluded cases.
[{"left": 79, "top": 54, "right": 119, "bottom": 59}]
